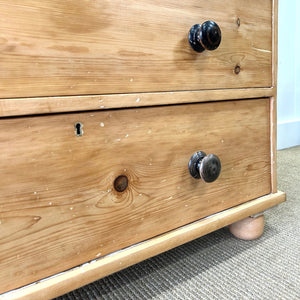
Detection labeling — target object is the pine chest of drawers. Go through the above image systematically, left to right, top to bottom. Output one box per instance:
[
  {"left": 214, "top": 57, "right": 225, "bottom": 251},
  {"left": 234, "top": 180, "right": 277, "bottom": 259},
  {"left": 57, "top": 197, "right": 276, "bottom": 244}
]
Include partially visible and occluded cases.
[{"left": 0, "top": 0, "right": 285, "bottom": 298}]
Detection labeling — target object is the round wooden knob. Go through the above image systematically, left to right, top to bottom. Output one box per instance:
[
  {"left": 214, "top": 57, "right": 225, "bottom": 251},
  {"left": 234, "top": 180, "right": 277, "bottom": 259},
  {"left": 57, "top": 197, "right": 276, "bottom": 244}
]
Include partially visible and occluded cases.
[
  {"left": 189, "top": 21, "right": 221, "bottom": 53},
  {"left": 188, "top": 151, "right": 221, "bottom": 182}
]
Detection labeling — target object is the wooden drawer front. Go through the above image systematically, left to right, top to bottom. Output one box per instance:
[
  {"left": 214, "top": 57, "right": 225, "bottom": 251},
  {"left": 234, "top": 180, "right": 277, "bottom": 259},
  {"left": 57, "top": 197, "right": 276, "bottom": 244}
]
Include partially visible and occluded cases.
[
  {"left": 0, "top": 0, "right": 272, "bottom": 99},
  {"left": 0, "top": 99, "right": 271, "bottom": 293}
]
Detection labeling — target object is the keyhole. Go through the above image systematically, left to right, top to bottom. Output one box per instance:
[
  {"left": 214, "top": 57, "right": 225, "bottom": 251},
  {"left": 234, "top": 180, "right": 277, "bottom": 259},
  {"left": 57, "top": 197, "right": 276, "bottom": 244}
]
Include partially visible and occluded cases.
[{"left": 75, "top": 122, "right": 83, "bottom": 136}]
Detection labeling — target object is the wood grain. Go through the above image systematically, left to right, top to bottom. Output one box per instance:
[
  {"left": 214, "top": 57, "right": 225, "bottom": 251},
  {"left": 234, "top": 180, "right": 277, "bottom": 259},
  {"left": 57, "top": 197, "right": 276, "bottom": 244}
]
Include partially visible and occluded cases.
[
  {"left": 0, "top": 0, "right": 272, "bottom": 99},
  {"left": 270, "top": 0, "right": 278, "bottom": 193},
  {"left": 272, "top": 0, "right": 278, "bottom": 88},
  {"left": 0, "top": 88, "right": 274, "bottom": 117},
  {"left": 270, "top": 97, "right": 277, "bottom": 193},
  {"left": 0, "top": 99, "right": 271, "bottom": 293},
  {"left": 1, "top": 191, "right": 286, "bottom": 300}
]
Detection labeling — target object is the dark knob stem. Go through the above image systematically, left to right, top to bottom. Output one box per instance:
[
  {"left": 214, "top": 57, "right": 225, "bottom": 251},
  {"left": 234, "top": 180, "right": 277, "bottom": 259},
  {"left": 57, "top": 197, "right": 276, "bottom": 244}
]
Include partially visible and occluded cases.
[
  {"left": 189, "top": 21, "right": 221, "bottom": 53},
  {"left": 189, "top": 151, "right": 221, "bottom": 183}
]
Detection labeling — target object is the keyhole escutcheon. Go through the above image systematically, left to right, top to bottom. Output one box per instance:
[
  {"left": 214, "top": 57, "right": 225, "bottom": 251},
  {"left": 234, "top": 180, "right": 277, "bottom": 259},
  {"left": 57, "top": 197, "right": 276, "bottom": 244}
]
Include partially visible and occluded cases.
[{"left": 75, "top": 122, "right": 83, "bottom": 136}]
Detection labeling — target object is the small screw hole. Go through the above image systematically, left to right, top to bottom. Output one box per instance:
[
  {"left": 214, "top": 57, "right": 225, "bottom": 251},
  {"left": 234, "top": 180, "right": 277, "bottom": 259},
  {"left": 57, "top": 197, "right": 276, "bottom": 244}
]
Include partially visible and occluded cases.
[
  {"left": 237, "top": 18, "right": 240, "bottom": 27},
  {"left": 234, "top": 65, "right": 241, "bottom": 75},
  {"left": 75, "top": 122, "right": 83, "bottom": 136}
]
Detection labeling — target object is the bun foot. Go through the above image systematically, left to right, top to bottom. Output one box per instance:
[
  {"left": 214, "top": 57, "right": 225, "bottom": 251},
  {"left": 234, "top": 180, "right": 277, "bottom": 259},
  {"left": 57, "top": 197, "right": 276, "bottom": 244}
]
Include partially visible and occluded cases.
[{"left": 229, "top": 214, "right": 264, "bottom": 240}]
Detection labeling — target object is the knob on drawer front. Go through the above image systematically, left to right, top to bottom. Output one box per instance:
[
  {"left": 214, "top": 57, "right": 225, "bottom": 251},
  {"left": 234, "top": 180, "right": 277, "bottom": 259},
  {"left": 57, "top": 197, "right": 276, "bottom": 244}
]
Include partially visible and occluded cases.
[
  {"left": 189, "top": 21, "right": 221, "bottom": 53},
  {"left": 189, "top": 151, "right": 221, "bottom": 182}
]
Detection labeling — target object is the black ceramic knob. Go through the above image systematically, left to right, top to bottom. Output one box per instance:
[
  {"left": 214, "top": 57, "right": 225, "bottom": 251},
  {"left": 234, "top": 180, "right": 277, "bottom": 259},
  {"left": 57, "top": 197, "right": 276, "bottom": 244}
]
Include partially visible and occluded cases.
[
  {"left": 189, "top": 21, "right": 221, "bottom": 53},
  {"left": 188, "top": 151, "right": 221, "bottom": 182}
]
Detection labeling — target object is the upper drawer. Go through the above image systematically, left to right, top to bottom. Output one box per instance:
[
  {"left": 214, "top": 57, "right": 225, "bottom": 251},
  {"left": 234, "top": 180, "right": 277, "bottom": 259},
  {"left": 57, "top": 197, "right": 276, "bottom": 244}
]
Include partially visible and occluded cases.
[{"left": 0, "top": 0, "right": 272, "bottom": 99}]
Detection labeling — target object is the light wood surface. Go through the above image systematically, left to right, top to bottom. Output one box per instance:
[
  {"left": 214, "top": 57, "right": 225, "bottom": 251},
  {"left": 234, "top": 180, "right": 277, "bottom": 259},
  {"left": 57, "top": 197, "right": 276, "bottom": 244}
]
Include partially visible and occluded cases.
[
  {"left": 0, "top": 0, "right": 272, "bottom": 99},
  {"left": 270, "top": 0, "right": 278, "bottom": 193},
  {"left": 272, "top": 0, "right": 278, "bottom": 88},
  {"left": 0, "top": 88, "right": 274, "bottom": 117},
  {"left": 270, "top": 97, "right": 277, "bottom": 193},
  {"left": 0, "top": 99, "right": 271, "bottom": 293},
  {"left": 0, "top": 191, "right": 286, "bottom": 300}
]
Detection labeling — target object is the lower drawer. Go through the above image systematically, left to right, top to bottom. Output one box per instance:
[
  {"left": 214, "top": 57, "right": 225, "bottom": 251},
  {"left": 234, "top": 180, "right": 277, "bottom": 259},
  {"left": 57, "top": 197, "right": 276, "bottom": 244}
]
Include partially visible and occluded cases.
[{"left": 0, "top": 98, "right": 271, "bottom": 293}]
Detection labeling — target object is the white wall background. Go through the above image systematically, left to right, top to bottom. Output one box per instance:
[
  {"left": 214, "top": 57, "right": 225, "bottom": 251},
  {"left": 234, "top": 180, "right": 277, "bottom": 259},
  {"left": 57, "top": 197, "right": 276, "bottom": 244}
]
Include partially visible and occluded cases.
[{"left": 277, "top": 0, "right": 300, "bottom": 149}]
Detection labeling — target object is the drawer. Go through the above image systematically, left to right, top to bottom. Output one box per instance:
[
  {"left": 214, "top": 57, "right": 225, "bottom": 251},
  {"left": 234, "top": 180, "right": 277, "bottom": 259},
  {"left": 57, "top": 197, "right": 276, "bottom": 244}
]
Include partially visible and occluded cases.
[
  {"left": 0, "top": 0, "right": 272, "bottom": 99},
  {"left": 0, "top": 98, "right": 271, "bottom": 293}
]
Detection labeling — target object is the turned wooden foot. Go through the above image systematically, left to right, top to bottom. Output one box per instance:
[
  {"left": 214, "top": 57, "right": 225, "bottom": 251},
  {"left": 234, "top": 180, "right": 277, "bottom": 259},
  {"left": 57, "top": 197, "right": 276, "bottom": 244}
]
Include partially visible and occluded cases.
[{"left": 229, "top": 214, "right": 264, "bottom": 240}]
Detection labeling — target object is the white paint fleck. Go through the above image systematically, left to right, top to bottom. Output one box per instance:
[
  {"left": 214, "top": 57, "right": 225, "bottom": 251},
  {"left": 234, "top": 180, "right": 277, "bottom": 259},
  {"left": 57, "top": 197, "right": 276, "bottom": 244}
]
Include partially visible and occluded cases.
[
  {"left": 251, "top": 47, "right": 271, "bottom": 53},
  {"left": 130, "top": 78, "right": 133, "bottom": 82},
  {"left": 136, "top": 98, "right": 140, "bottom": 102},
  {"left": 99, "top": 99, "right": 103, "bottom": 103},
  {"left": 100, "top": 106, "right": 105, "bottom": 108},
  {"left": 90, "top": 114, "right": 94, "bottom": 117},
  {"left": 100, "top": 122, "right": 105, "bottom": 127},
  {"left": 148, "top": 130, "right": 152, "bottom": 134},
  {"left": 125, "top": 134, "right": 129, "bottom": 138},
  {"left": 116, "top": 138, "right": 121, "bottom": 142},
  {"left": 221, "top": 139, "right": 224, "bottom": 143},
  {"left": 149, "top": 163, "right": 152, "bottom": 165},
  {"left": 124, "top": 169, "right": 127, "bottom": 172},
  {"left": 161, "top": 179, "right": 167, "bottom": 183},
  {"left": 177, "top": 186, "right": 181, "bottom": 190},
  {"left": 107, "top": 189, "right": 112, "bottom": 192},
  {"left": 34, "top": 192, "right": 37, "bottom": 195},
  {"left": 139, "top": 194, "right": 143, "bottom": 196},
  {"left": 168, "top": 196, "right": 173, "bottom": 200},
  {"left": 49, "top": 202, "right": 52, "bottom": 206},
  {"left": 185, "top": 204, "right": 188, "bottom": 207},
  {"left": 70, "top": 207, "right": 73, "bottom": 210},
  {"left": 34, "top": 217, "right": 40, "bottom": 220},
  {"left": 0, "top": 220, "right": 2, "bottom": 225},
  {"left": 96, "top": 252, "right": 102, "bottom": 257},
  {"left": 120, "top": 262, "right": 122, "bottom": 265}
]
